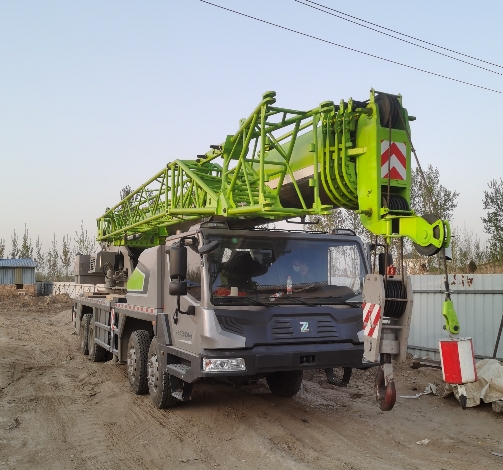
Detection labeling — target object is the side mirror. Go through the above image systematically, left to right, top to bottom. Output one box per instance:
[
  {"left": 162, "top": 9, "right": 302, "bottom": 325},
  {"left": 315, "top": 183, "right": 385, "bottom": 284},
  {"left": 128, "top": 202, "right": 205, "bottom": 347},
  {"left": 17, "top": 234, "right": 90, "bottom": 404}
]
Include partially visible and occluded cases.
[
  {"left": 199, "top": 240, "right": 220, "bottom": 255},
  {"left": 168, "top": 245, "right": 187, "bottom": 280},
  {"left": 169, "top": 281, "right": 187, "bottom": 296}
]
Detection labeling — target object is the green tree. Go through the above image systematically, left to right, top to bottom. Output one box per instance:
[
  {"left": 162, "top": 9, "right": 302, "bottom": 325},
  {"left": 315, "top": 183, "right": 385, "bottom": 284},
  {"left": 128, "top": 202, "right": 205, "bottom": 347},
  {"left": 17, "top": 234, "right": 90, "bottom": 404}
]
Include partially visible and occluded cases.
[
  {"left": 410, "top": 165, "right": 459, "bottom": 221},
  {"left": 482, "top": 178, "right": 503, "bottom": 265},
  {"left": 19, "top": 224, "right": 33, "bottom": 259},
  {"left": 10, "top": 229, "right": 19, "bottom": 259},
  {"left": 46, "top": 234, "right": 61, "bottom": 281},
  {"left": 60, "top": 235, "right": 73, "bottom": 279},
  {"left": 35, "top": 236, "right": 45, "bottom": 280},
  {"left": 0, "top": 238, "right": 5, "bottom": 259}
]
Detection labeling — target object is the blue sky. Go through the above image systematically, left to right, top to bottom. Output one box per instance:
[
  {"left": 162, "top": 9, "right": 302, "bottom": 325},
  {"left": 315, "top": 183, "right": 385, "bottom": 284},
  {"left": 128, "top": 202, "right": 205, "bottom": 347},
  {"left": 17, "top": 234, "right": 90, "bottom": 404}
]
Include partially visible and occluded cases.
[{"left": 1, "top": 0, "right": 502, "bottom": 253}]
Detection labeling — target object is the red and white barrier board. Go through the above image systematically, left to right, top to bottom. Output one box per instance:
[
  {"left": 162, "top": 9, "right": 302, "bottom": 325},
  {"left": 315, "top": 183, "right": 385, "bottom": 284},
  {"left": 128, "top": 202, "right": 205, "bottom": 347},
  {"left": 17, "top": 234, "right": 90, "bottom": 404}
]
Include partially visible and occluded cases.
[
  {"left": 362, "top": 302, "right": 381, "bottom": 339},
  {"left": 439, "top": 337, "right": 477, "bottom": 384}
]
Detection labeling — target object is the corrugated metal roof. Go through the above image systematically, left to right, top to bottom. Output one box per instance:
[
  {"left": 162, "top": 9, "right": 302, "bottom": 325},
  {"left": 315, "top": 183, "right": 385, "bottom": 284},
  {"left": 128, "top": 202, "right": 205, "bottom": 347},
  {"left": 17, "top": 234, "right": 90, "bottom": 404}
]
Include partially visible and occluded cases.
[{"left": 0, "top": 258, "right": 37, "bottom": 268}]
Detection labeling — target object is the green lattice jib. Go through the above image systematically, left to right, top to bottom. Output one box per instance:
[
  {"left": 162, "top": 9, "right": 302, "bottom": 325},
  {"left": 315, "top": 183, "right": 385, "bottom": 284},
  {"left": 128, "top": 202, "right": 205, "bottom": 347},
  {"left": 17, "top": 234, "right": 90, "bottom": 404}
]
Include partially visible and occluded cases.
[{"left": 97, "top": 90, "right": 449, "bottom": 251}]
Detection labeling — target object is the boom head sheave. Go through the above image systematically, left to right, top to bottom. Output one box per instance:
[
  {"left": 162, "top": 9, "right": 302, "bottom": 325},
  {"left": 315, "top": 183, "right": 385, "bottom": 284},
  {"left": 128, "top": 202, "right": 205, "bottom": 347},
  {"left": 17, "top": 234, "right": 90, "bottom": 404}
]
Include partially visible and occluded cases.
[{"left": 97, "top": 89, "right": 449, "bottom": 253}]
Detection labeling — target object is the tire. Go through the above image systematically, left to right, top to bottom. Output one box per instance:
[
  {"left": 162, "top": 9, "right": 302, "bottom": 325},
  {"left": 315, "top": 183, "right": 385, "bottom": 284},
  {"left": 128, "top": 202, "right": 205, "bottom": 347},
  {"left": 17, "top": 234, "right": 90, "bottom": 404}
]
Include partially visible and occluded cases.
[
  {"left": 79, "top": 313, "right": 92, "bottom": 356},
  {"left": 88, "top": 318, "right": 107, "bottom": 362},
  {"left": 127, "top": 330, "right": 151, "bottom": 395},
  {"left": 147, "top": 337, "right": 178, "bottom": 409},
  {"left": 266, "top": 370, "right": 303, "bottom": 397}
]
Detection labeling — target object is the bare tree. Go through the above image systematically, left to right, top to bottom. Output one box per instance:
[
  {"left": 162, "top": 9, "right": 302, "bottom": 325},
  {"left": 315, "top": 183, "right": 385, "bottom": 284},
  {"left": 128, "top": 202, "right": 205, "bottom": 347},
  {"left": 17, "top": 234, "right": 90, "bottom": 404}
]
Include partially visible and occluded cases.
[
  {"left": 410, "top": 165, "right": 459, "bottom": 221},
  {"left": 120, "top": 185, "right": 134, "bottom": 200},
  {"left": 75, "top": 221, "right": 97, "bottom": 255},
  {"left": 449, "top": 227, "right": 488, "bottom": 273},
  {"left": 0, "top": 238, "right": 5, "bottom": 259}
]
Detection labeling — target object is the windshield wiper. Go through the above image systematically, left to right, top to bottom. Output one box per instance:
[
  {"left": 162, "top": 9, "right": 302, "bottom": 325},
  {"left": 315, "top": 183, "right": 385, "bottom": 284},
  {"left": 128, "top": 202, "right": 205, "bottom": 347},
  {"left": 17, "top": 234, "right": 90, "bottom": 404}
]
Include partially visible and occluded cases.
[
  {"left": 304, "top": 295, "right": 362, "bottom": 307},
  {"left": 218, "top": 296, "right": 270, "bottom": 308},
  {"left": 275, "top": 296, "right": 316, "bottom": 307}
]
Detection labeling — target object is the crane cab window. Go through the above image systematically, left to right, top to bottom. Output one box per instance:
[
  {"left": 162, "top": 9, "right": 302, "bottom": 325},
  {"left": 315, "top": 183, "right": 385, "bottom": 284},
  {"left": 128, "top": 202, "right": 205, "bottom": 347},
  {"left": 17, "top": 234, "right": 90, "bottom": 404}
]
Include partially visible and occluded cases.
[{"left": 208, "top": 235, "right": 365, "bottom": 307}]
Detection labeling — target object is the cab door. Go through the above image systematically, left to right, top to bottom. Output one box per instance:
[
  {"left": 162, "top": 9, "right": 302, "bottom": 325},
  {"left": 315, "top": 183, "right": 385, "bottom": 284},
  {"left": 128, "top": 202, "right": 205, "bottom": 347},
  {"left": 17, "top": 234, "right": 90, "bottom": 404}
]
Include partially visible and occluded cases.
[{"left": 165, "top": 243, "right": 202, "bottom": 354}]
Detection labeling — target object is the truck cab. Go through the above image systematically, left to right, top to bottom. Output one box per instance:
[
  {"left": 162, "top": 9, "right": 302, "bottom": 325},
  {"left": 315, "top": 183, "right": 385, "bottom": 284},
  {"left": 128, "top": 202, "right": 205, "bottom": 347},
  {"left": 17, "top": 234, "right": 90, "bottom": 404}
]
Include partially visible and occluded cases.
[{"left": 148, "top": 223, "right": 370, "bottom": 403}]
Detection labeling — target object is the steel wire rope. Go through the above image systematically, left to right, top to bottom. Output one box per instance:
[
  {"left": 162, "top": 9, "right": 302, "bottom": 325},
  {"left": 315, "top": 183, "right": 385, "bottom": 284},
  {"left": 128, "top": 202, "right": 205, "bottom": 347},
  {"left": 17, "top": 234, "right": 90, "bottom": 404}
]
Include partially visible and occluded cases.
[
  {"left": 198, "top": 0, "right": 502, "bottom": 94},
  {"left": 294, "top": 0, "right": 503, "bottom": 76},
  {"left": 300, "top": 0, "right": 503, "bottom": 70},
  {"left": 396, "top": 109, "right": 453, "bottom": 309}
]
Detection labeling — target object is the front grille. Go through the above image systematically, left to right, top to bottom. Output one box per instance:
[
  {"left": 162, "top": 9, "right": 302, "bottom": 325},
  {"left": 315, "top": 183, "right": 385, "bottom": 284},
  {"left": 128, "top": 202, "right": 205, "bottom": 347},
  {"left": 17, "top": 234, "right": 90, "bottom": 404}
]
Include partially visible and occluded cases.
[
  {"left": 89, "top": 256, "right": 96, "bottom": 272},
  {"left": 217, "top": 316, "right": 245, "bottom": 336},
  {"left": 271, "top": 319, "right": 294, "bottom": 340},
  {"left": 317, "top": 319, "right": 338, "bottom": 337}
]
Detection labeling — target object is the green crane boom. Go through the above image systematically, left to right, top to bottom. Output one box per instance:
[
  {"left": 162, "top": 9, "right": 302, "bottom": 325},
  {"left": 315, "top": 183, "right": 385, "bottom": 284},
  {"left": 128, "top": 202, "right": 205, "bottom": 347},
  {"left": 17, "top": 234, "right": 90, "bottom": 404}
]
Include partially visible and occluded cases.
[{"left": 97, "top": 89, "right": 450, "bottom": 253}]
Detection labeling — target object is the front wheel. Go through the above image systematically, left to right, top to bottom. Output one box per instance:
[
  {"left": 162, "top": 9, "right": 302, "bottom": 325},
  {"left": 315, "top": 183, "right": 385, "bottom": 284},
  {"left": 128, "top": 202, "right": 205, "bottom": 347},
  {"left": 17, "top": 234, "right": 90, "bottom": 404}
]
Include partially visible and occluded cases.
[
  {"left": 127, "top": 330, "right": 151, "bottom": 395},
  {"left": 147, "top": 337, "right": 178, "bottom": 409},
  {"left": 266, "top": 370, "right": 303, "bottom": 397}
]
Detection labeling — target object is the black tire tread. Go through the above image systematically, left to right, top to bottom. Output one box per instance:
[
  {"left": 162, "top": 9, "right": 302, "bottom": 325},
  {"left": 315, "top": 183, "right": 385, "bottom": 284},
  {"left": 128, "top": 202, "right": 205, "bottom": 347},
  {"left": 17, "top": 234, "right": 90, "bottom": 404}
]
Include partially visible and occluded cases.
[
  {"left": 80, "top": 313, "right": 92, "bottom": 356},
  {"left": 88, "top": 318, "right": 108, "bottom": 362},
  {"left": 127, "top": 330, "right": 151, "bottom": 395},
  {"left": 148, "top": 337, "right": 178, "bottom": 409},
  {"left": 266, "top": 370, "right": 303, "bottom": 397}
]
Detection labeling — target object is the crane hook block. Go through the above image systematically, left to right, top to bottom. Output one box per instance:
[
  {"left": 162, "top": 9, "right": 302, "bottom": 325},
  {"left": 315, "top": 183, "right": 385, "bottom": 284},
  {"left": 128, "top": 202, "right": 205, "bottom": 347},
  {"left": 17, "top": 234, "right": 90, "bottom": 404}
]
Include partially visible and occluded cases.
[{"left": 442, "top": 300, "right": 460, "bottom": 335}]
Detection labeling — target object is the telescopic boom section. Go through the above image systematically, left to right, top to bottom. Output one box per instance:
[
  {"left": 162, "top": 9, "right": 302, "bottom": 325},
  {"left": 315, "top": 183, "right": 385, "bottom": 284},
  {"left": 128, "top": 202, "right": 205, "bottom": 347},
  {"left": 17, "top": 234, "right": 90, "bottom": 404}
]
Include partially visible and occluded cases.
[{"left": 97, "top": 89, "right": 450, "bottom": 252}]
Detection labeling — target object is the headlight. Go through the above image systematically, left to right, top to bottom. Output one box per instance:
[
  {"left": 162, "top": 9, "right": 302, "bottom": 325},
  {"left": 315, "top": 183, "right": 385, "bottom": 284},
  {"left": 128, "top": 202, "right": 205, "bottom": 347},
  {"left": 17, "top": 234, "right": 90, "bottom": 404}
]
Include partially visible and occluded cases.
[
  {"left": 357, "top": 329, "right": 364, "bottom": 342},
  {"left": 202, "top": 358, "right": 246, "bottom": 372}
]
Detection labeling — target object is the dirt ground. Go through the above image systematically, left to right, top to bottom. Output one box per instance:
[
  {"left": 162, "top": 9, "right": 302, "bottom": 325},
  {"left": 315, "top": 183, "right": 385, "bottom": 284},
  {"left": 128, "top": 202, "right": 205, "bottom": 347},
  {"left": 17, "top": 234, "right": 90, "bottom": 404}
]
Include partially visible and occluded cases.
[{"left": 1, "top": 296, "right": 502, "bottom": 470}]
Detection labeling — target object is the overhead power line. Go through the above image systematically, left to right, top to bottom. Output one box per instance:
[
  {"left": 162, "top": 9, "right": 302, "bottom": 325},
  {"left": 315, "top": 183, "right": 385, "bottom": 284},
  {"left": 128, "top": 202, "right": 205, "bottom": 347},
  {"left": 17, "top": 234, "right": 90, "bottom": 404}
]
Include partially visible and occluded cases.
[
  {"left": 198, "top": 0, "right": 502, "bottom": 94},
  {"left": 295, "top": 0, "right": 503, "bottom": 76},
  {"left": 301, "top": 0, "right": 503, "bottom": 70}
]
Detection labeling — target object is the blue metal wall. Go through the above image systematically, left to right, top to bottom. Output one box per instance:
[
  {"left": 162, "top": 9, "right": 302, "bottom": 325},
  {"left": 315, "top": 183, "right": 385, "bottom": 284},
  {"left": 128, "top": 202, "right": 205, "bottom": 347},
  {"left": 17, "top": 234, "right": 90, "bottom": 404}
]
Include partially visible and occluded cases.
[
  {"left": 0, "top": 268, "right": 36, "bottom": 285},
  {"left": 408, "top": 274, "right": 503, "bottom": 361}
]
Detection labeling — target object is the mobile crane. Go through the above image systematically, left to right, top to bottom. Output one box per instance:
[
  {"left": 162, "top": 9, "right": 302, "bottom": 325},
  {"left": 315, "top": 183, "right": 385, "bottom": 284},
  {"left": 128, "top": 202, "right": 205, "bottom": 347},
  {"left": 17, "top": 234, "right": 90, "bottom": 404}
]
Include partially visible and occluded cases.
[{"left": 72, "top": 89, "right": 450, "bottom": 411}]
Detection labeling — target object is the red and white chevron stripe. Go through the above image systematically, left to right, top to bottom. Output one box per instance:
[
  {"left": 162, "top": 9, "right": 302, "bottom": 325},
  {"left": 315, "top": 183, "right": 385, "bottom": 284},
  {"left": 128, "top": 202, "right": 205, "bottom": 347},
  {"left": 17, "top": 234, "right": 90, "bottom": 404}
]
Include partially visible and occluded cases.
[
  {"left": 381, "top": 140, "right": 406, "bottom": 180},
  {"left": 362, "top": 302, "right": 381, "bottom": 339}
]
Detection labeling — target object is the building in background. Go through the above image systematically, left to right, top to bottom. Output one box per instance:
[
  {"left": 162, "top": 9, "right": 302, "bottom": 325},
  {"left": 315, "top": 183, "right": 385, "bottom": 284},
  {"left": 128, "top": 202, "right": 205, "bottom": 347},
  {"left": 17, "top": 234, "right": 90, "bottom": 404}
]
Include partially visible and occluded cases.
[{"left": 0, "top": 259, "right": 37, "bottom": 295}]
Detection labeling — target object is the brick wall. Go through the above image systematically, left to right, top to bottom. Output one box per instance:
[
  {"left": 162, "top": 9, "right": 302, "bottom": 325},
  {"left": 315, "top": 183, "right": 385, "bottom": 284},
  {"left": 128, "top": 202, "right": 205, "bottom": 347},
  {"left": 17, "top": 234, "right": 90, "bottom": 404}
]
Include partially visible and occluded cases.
[{"left": 0, "top": 284, "right": 37, "bottom": 296}]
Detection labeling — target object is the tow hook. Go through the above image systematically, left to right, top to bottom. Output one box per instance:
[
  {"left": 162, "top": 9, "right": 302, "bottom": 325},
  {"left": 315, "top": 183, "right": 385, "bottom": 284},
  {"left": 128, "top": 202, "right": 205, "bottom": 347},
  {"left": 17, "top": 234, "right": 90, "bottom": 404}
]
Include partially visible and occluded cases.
[
  {"left": 375, "top": 363, "right": 396, "bottom": 411},
  {"left": 325, "top": 367, "right": 352, "bottom": 387}
]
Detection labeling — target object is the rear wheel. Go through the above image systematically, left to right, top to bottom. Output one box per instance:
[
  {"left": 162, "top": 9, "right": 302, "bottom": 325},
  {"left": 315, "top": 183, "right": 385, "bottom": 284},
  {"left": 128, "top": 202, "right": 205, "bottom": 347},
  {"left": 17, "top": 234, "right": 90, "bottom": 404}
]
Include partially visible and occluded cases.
[
  {"left": 79, "top": 313, "right": 92, "bottom": 355},
  {"left": 88, "top": 318, "right": 107, "bottom": 362},
  {"left": 127, "top": 330, "right": 151, "bottom": 395},
  {"left": 147, "top": 337, "right": 178, "bottom": 409},
  {"left": 266, "top": 370, "right": 303, "bottom": 397}
]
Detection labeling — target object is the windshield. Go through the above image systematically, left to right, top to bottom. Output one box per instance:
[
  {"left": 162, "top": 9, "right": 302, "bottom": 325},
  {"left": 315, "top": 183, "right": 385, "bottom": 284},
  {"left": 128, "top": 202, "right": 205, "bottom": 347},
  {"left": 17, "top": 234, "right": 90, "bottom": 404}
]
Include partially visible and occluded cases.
[{"left": 208, "top": 234, "right": 365, "bottom": 306}]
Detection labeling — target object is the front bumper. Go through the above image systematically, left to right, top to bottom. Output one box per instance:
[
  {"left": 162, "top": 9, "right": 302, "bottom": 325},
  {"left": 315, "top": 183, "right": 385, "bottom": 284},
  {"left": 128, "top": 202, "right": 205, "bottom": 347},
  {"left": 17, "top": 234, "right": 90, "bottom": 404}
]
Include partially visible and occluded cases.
[{"left": 199, "top": 341, "right": 368, "bottom": 377}]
